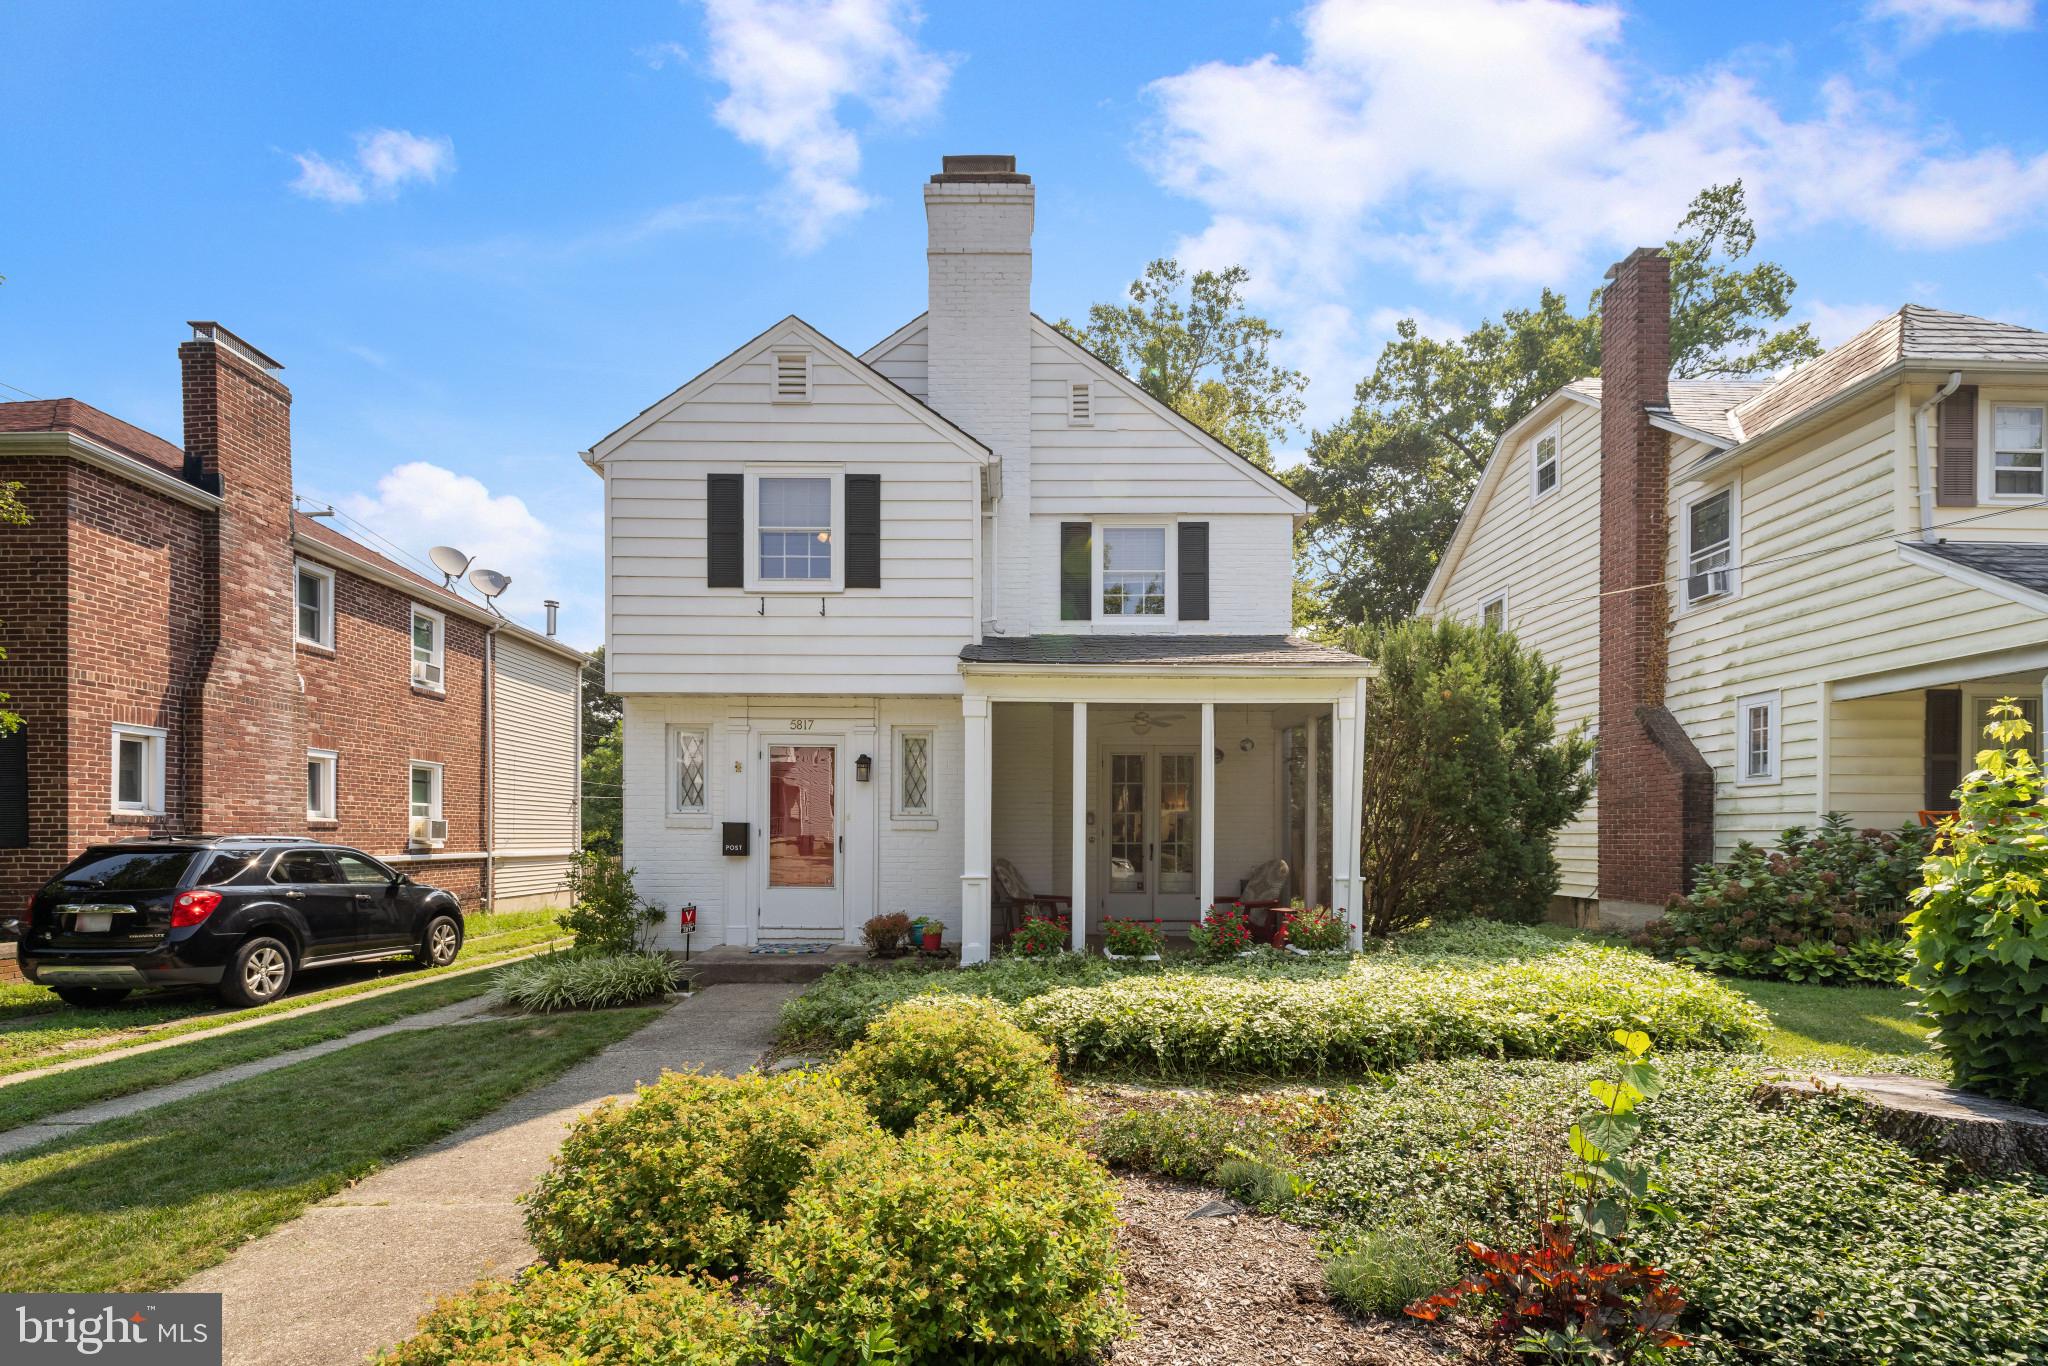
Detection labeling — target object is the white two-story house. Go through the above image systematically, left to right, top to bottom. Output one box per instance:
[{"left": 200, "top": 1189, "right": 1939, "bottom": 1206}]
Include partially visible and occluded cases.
[{"left": 583, "top": 156, "right": 1370, "bottom": 964}]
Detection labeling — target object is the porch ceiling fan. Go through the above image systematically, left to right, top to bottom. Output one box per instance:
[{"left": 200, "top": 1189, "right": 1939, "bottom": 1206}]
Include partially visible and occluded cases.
[{"left": 1129, "top": 707, "right": 1189, "bottom": 735}]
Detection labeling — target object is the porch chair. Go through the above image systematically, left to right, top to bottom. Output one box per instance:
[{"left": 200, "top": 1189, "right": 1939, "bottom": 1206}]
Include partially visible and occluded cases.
[
  {"left": 993, "top": 857, "right": 1072, "bottom": 942},
  {"left": 1231, "top": 858, "right": 1291, "bottom": 944}
]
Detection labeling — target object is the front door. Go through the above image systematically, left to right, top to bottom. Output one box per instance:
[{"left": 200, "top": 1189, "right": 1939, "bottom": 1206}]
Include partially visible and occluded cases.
[
  {"left": 759, "top": 740, "right": 845, "bottom": 939},
  {"left": 1100, "top": 748, "right": 1202, "bottom": 925}
]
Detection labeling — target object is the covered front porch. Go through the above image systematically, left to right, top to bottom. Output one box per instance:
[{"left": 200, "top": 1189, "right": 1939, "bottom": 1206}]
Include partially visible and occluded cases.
[{"left": 953, "top": 636, "right": 1372, "bottom": 965}]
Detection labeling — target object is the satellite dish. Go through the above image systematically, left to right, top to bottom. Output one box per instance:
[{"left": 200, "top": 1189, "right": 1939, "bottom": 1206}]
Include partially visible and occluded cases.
[
  {"left": 428, "top": 545, "right": 473, "bottom": 586},
  {"left": 468, "top": 567, "right": 511, "bottom": 601}
]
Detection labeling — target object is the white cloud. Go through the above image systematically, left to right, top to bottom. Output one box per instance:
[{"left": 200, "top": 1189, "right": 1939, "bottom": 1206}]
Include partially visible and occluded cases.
[
  {"left": 698, "top": 0, "right": 954, "bottom": 248},
  {"left": 1865, "top": 0, "right": 2034, "bottom": 44},
  {"left": 639, "top": 39, "right": 691, "bottom": 70},
  {"left": 289, "top": 129, "right": 455, "bottom": 206}
]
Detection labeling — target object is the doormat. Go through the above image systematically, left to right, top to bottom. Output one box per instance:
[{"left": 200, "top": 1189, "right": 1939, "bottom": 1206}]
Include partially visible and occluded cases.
[{"left": 750, "top": 942, "right": 837, "bottom": 956}]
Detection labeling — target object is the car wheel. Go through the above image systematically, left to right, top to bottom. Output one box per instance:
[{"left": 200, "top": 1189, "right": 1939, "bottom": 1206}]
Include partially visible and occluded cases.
[
  {"left": 415, "top": 914, "right": 463, "bottom": 968},
  {"left": 219, "top": 936, "right": 295, "bottom": 1007},
  {"left": 53, "top": 986, "right": 132, "bottom": 1008}
]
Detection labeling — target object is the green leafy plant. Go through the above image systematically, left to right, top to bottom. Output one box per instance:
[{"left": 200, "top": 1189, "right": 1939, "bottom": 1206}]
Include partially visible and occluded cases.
[
  {"left": 1906, "top": 700, "right": 2048, "bottom": 1106},
  {"left": 560, "top": 851, "right": 665, "bottom": 954},
  {"left": 1187, "top": 903, "right": 1253, "bottom": 959},
  {"left": 1283, "top": 903, "right": 1351, "bottom": 952},
  {"left": 861, "top": 913, "right": 912, "bottom": 956},
  {"left": 1009, "top": 913, "right": 1070, "bottom": 957},
  {"left": 1102, "top": 917, "right": 1163, "bottom": 956},
  {"left": 493, "top": 950, "right": 677, "bottom": 1012},
  {"left": 832, "top": 995, "right": 1070, "bottom": 1135},
  {"left": 522, "top": 1067, "right": 870, "bottom": 1275},
  {"left": 1092, "top": 1103, "right": 1285, "bottom": 1182},
  {"left": 758, "top": 1124, "right": 1128, "bottom": 1364},
  {"left": 1214, "top": 1155, "right": 1299, "bottom": 1209},
  {"left": 1323, "top": 1224, "right": 1460, "bottom": 1319},
  {"left": 375, "top": 1261, "right": 763, "bottom": 1366}
]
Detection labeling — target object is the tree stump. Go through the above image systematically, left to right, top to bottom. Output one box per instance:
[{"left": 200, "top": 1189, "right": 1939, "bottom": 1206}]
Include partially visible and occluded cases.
[{"left": 1755, "top": 1072, "right": 2048, "bottom": 1174}]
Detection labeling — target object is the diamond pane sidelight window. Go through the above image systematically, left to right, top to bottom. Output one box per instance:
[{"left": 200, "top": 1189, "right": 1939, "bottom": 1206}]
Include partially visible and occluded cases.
[
  {"left": 759, "top": 477, "right": 832, "bottom": 581},
  {"left": 1102, "top": 527, "right": 1166, "bottom": 616},
  {"left": 672, "top": 729, "right": 707, "bottom": 812},
  {"left": 899, "top": 731, "right": 931, "bottom": 815}
]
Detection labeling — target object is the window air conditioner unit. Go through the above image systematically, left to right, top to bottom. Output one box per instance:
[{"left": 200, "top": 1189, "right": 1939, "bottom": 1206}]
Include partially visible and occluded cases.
[
  {"left": 1689, "top": 568, "right": 1732, "bottom": 601},
  {"left": 413, "top": 660, "right": 443, "bottom": 688},
  {"left": 409, "top": 816, "right": 447, "bottom": 846}
]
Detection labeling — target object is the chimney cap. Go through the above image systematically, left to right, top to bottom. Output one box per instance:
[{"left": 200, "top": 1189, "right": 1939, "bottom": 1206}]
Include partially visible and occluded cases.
[
  {"left": 932, "top": 154, "right": 1029, "bottom": 185},
  {"left": 1602, "top": 247, "right": 1668, "bottom": 282},
  {"left": 186, "top": 321, "right": 285, "bottom": 374}
]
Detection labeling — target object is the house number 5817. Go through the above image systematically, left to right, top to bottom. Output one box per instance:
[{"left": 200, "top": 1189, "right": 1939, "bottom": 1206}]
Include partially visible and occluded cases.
[{"left": 788, "top": 719, "right": 813, "bottom": 731}]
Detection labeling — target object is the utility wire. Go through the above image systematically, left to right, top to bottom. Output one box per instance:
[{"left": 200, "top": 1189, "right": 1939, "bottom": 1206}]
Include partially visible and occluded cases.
[{"left": 0, "top": 378, "right": 42, "bottom": 400}]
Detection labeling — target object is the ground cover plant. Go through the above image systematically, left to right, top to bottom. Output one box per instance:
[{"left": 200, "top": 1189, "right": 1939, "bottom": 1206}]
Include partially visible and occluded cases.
[
  {"left": 493, "top": 949, "right": 677, "bottom": 1012},
  {"left": 0, "top": 1008, "right": 654, "bottom": 1292}
]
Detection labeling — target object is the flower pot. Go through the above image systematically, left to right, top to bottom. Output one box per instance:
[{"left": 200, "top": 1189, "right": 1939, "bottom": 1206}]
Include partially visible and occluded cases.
[
  {"left": 921, "top": 931, "right": 943, "bottom": 951},
  {"left": 1284, "top": 943, "right": 1349, "bottom": 957},
  {"left": 1102, "top": 948, "right": 1162, "bottom": 962}
]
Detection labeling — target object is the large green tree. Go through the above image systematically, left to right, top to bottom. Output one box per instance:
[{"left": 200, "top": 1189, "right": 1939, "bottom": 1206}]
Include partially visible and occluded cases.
[
  {"left": 1296, "top": 181, "right": 1821, "bottom": 630},
  {"left": 1056, "top": 260, "right": 1307, "bottom": 469},
  {"left": 579, "top": 646, "right": 623, "bottom": 855}
]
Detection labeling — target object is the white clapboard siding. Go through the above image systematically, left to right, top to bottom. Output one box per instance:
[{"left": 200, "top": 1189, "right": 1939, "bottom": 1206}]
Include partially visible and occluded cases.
[
  {"left": 865, "top": 322, "right": 929, "bottom": 401},
  {"left": 603, "top": 327, "right": 983, "bottom": 696},
  {"left": 1432, "top": 397, "right": 1602, "bottom": 898},
  {"left": 1017, "top": 511, "right": 1294, "bottom": 634},
  {"left": 492, "top": 636, "right": 581, "bottom": 856}
]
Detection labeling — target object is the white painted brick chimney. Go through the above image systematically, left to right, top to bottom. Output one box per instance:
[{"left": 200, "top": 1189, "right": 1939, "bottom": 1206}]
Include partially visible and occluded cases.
[{"left": 924, "top": 155, "right": 1033, "bottom": 635}]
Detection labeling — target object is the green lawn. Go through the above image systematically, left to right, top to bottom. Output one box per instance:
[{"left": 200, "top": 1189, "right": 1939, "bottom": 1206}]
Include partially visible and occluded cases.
[
  {"left": 0, "top": 908, "right": 563, "bottom": 1078},
  {"left": 1739, "top": 976, "right": 1933, "bottom": 1067},
  {"left": 0, "top": 1006, "right": 655, "bottom": 1293}
]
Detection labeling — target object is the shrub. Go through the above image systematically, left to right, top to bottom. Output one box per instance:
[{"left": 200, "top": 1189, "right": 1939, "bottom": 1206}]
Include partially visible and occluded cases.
[
  {"left": 1347, "top": 616, "right": 1594, "bottom": 933},
  {"left": 1907, "top": 701, "right": 2048, "bottom": 1106},
  {"left": 1641, "top": 814, "right": 1932, "bottom": 983},
  {"left": 560, "top": 851, "right": 665, "bottom": 954},
  {"left": 1187, "top": 903, "right": 1253, "bottom": 959},
  {"left": 1283, "top": 903, "right": 1350, "bottom": 952},
  {"left": 862, "top": 912, "right": 912, "bottom": 955},
  {"left": 1010, "top": 913, "right": 1069, "bottom": 957},
  {"left": 1102, "top": 916, "right": 1164, "bottom": 957},
  {"left": 1016, "top": 938, "right": 1765, "bottom": 1074},
  {"left": 494, "top": 951, "right": 677, "bottom": 1013},
  {"left": 833, "top": 995, "right": 1070, "bottom": 1135},
  {"left": 522, "top": 1067, "right": 870, "bottom": 1275},
  {"left": 758, "top": 1124, "right": 1127, "bottom": 1364},
  {"left": 1214, "top": 1156, "right": 1297, "bottom": 1209},
  {"left": 1323, "top": 1225, "right": 1459, "bottom": 1318},
  {"left": 376, "top": 1262, "right": 762, "bottom": 1366}
]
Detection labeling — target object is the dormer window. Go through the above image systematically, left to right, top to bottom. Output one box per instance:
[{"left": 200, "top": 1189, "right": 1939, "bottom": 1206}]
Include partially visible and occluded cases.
[
  {"left": 772, "top": 351, "right": 812, "bottom": 403},
  {"left": 1068, "top": 381, "right": 1094, "bottom": 426},
  {"left": 1531, "top": 425, "right": 1560, "bottom": 500},
  {"left": 1101, "top": 526, "right": 1167, "bottom": 617}
]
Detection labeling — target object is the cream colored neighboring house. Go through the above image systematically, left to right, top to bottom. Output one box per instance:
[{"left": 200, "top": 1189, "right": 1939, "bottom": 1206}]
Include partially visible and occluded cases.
[{"left": 1423, "top": 247, "right": 2048, "bottom": 926}]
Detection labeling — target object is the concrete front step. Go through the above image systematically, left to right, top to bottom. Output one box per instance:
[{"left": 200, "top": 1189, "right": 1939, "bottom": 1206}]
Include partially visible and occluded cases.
[{"left": 672, "top": 944, "right": 873, "bottom": 986}]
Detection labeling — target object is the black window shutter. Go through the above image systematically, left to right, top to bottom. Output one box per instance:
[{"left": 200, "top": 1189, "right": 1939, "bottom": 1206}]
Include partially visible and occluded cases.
[
  {"left": 1937, "top": 385, "right": 1978, "bottom": 507},
  {"left": 707, "top": 473, "right": 743, "bottom": 588},
  {"left": 845, "top": 474, "right": 881, "bottom": 588},
  {"left": 1060, "top": 522, "right": 1091, "bottom": 621},
  {"left": 1178, "top": 522, "right": 1210, "bottom": 621},
  {"left": 1925, "top": 689, "right": 1962, "bottom": 810},
  {"left": 0, "top": 725, "right": 26, "bottom": 849}
]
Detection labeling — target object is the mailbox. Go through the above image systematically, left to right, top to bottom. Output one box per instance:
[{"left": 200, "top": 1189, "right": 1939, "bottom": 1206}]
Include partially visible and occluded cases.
[{"left": 721, "top": 821, "right": 750, "bottom": 856}]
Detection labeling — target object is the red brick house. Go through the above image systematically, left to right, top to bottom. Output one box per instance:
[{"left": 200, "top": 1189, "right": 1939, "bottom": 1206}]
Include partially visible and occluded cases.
[{"left": 0, "top": 322, "right": 584, "bottom": 915}]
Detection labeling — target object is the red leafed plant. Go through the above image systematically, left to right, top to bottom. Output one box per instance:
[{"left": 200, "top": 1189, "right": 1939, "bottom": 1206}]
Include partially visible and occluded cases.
[{"left": 1407, "top": 1222, "right": 1688, "bottom": 1363}]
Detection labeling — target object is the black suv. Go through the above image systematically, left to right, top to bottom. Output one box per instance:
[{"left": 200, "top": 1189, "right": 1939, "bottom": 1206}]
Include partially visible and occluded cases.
[{"left": 15, "top": 836, "right": 466, "bottom": 1008}]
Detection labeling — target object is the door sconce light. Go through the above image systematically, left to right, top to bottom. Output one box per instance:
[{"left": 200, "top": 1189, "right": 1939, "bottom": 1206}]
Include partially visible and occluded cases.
[{"left": 854, "top": 754, "right": 873, "bottom": 783}]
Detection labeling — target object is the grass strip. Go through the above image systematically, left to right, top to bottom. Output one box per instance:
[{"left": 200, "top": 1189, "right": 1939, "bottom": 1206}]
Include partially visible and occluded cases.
[
  {"left": 0, "top": 910, "right": 562, "bottom": 1077},
  {"left": 0, "top": 971, "right": 504, "bottom": 1134},
  {"left": 1738, "top": 976, "right": 1932, "bottom": 1067},
  {"left": 0, "top": 1006, "right": 656, "bottom": 1293}
]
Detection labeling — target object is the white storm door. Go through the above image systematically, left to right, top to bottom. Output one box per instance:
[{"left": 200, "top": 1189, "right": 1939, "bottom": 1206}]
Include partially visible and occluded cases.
[{"left": 759, "top": 740, "right": 845, "bottom": 937}]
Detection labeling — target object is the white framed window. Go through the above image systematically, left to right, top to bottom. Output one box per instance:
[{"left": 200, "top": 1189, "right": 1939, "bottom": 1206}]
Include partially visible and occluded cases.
[
  {"left": 772, "top": 350, "right": 812, "bottom": 403},
  {"left": 1068, "top": 381, "right": 1094, "bottom": 426},
  {"left": 1990, "top": 403, "right": 2046, "bottom": 499},
  {"left": 1529, "top": 422, "right": 1561, "bottom": 500},
  {"left": 745, "top": 469, "right": 844, "bottom": 592},
  {"left": 1683, "top": 485, "right": 1738, "bottom": 605},
  {"left": 1099, "top": 524, "right": 1170, "bottom": 618},
  {"left": 295, "top": 560, "right": 335, "bottom": 649},
  {"left": 1481, "top": 591, "right": 1508, "bottom": 631},
  {"left": 410, "top": 605, "right": 445, "bottom": 692},
  {"left": 1736, "top": 691, "right": 1780, "bottom": 785},
  {"left": 1966, "top": 693, "right": 2044, "bottom": 761},
  {"left": 110, "top": 724, "right": 166, "bottom": 815},
  {"left": 669, "top": 727, "right": 708, "bottom": 814},
  {"left": 894, "top": 728, "right": 933, "bottom": 818},
  {"left": 306, "top": 749, "right": 338, "bottom": 822},
  {"left": 408, "top": 761, "right": 445, "bottom": 847}
]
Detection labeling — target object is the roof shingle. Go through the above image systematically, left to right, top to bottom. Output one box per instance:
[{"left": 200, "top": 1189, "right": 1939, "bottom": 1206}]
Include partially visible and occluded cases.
[
  {"left": 0, "top": 398, "right": 187, "bottom": 475},
  {"left": 1912, "top": 540, "right": 2048, "bottom": 601}
]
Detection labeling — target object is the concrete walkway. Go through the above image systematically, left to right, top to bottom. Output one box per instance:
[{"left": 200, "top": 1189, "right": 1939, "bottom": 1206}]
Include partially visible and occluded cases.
[
  {"left": 180, "top": 983, "right": 801, "bottom": 1366},
  {"left": 0, "top": 995, "right": 500, "bottom": 1158}
]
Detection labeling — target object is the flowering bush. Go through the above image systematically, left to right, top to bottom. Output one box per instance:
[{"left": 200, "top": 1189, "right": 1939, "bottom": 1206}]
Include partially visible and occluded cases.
[
  {"left": 1638, "top": 815, "right": 1932, "bottom": 983},
  {"left": 1187, "top": 903, "right": 1253, "bottom": 960},
  {"left": 1283, "top": 903, "right": 1351, "bottom": 952},
  {"left": 1010, "top": 913, "right": 1070, "bottom": 957},
  {"left": 1103, "top": 917, "right": 1164, "bottom": 957},
  {"left": 832, "top": 994, "right": 1071, "bottom": 1135},
  {"left": 522, "top": 1067, "right": 869, "bottom": 1275},
  {"left": 759, "top": 1123, "right": 1127, "bottom": 1363},
  {"left": 376, "top": 1262, "right": 762, "bottom": 1366}
]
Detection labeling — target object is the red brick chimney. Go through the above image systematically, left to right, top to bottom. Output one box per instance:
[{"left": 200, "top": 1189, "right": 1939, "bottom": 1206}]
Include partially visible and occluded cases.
[
  {"left": 1596, "top": 250, "right": 1712, "bottom": 920},
  {"left": 180, "top": 323, "right": 308, "bottom": 832}
]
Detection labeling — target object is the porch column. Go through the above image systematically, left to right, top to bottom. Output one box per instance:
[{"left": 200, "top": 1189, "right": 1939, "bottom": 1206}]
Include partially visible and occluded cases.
[
  {"left": 1347, "top": 677, "right": 1369, "bottom": 950},
  {"left": 1331, "top": 687, "right": 1362, "bottom": 951},
  {"left": 960, "top": 694, "right": 992, "bottom": 965},
  {"left": 1070, "top": 701, "right": 1088, "bottom": 952},
  {"left": 1200, "top": 701, "right": 1217, "bottom": 912},
  {"left": 1304, "top": 715, "right": 1320, "bottom": 907}
]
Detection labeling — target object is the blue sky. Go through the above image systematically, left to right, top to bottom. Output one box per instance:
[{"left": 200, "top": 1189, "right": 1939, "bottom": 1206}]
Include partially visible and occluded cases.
[{"left": 7, "top": 0, "right": 2048, "bottom": 648}]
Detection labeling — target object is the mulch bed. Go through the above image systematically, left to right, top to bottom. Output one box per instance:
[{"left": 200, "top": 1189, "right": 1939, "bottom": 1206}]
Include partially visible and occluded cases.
[{"left": 1111, "top": 1176, "right": 1493, "bottom": 1366}]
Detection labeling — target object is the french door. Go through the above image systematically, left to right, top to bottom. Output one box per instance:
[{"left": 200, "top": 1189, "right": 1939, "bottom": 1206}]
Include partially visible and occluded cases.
[
  {"left": 758, "top": 740, "right": 845, "bottom": 938},
  {"left": 1100, "top": 748, "right": 1201, "bottom": 924}
]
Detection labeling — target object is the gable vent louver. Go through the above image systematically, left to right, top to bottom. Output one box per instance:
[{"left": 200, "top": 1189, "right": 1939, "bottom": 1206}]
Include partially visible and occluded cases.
[
  {"left": 773, "top": 351, "right": 812, "bottom": 403},
  {"left": 1068, "top": 381, "right": 1093, "bottom": 426}
]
